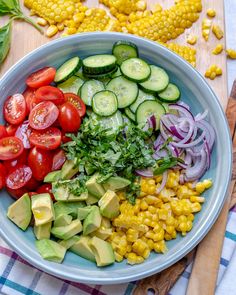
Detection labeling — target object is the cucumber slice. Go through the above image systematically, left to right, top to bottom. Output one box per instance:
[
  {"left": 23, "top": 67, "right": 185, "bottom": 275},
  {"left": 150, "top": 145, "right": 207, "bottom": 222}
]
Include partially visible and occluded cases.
[
  {"left": 112, "top": 41, "right": 138, "bottom": 66},
  {"left": 83, "top": 54, "right": 117, "bottom": 75},
  {"left": 55, "top": 57, "right": 82, "bottom": 83},
  {"left": 120, "top": 58, "right": 151, "bottom": 82},
  {"left": 139, "top": 65, "right": 169, "bottom": 93},
  {"left": 83, "top": 66, "right": 118, "bottom": 80},
  {"left": 111, "top": 67, "right": 121, "bottom": 78},
  {"left": 57, "top": 76, "right": 84, "bottom": 95},
  {"left": 106, "top": 76, "right": 138, "bottom": 108},
  {"left": 80, "top": 80, "right": 105, "bottom": 106},
  {"left": 158, "top": 83, "right": 181, "bottom": 102},
  {"left": 129, "top": 89, "right": 156, "bottom": 113},
  {"left": 92, "top": 90, "right": 118, "bottom": 117},
  {"left": 136, "top": 100, "right": 166, "bottom": 130},
  {"left": 162, "top": 102, "right": 170, "bottom": 113},
  {"left": 125, "top": 108, "right": 136, "bottom": 122}
]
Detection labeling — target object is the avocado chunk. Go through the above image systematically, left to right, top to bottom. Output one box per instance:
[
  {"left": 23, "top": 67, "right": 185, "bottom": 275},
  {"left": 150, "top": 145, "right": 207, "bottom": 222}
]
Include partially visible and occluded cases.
[
  {"left": 61, "top": 159, "right": 80, "bottom": 180},
  {"left": 44, "top": 170, "right": 61, "bottom": 183},
  {"left": 86, "top": 173, "right": 105, "bottom": 198},
  {"left": 103, "top": 176, "right": 131, "bottom": 191},
  {"left": 52, "top": 182, "right": 88, "bottom": 202},
  {"left": 98, "top": 190, "right": 119, "bottom": 219},
  {"left": 67, "top": 192, "right": 88, "bottom": 202},
  {"left": 7, "top": 193, "right": 32, "bottom": 231},
  {"left": 31, "top": 193, "right": 55, "bottom": 226},
  {"left": 86, "top": 194, "right": 99, "bottom": 205},
  {"left": 54, "top": 201, "right": 86, "bottom": 219},
  {"left": 83, "top": 206, "right": 102, "bottom": 235},
  {"left": 77, "top": 207, "right": 92, "bottom": 220},
  {"left": 54, "top": 214, "right": 72, "bottom": 227},
  {"left": 101, "top": 217, "right": 111, "bottom": 228},
  {"left": 51, "top": 219, "right": 82, "bottom": 240},
  {"left": 34, "top": 221, "right": 52, "bottom": 240},
  {"left": 90, "top": 227, "right": 112, "bottom": 240},
  {"left": 59, "top": 235, "right": 80, "bottom": 249},
  {"left": 70, "top": 236, "right": 95, "bottom": 262},
  {"left": 89, "top": 236, "right": 115, "bottom": 267},
  {"left": 36, "top": 239, "right": 66, "bottom": 263}
]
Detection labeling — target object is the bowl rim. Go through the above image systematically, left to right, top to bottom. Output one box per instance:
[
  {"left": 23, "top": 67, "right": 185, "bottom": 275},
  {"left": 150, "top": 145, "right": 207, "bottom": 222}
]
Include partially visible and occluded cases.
[{"left": 0, "top": 32, "right": 232, "bottom": 284}]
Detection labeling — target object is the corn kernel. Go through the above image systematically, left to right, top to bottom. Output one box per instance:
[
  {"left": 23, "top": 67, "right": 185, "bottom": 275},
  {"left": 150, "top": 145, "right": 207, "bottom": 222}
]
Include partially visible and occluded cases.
[
  {"left": 207, "top": 9, "right": 216, "bottom": 18},
  {"left": 37, "top": 17, "right": 47, "bottom": 26},
  {"left": 212, "top": 24, "right": 224, "bottom": 39},
  {"left": 46, "top": 25, "right": 58, "bottom": 37},
  {"left": 187, "top": 34, "right": 197, "bottom": 45},
  {"left": 212, "top": 44, "right": 223, "bottom": 55},
  {"left": 226, "top": 49, "right": 236, "bottom": 59}
]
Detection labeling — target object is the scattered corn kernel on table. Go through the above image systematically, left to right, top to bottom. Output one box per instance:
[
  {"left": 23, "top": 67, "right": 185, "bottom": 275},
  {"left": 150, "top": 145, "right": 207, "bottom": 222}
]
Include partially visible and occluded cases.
[{"left": 0, "top": 0, "right": 235, "bottom": 295}]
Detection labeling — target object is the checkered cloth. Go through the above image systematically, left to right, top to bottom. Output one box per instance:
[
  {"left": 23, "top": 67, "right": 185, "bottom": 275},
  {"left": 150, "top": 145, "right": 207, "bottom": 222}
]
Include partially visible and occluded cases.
[{"left": 1, "top": 206, "right": 236, "bottom": 295}]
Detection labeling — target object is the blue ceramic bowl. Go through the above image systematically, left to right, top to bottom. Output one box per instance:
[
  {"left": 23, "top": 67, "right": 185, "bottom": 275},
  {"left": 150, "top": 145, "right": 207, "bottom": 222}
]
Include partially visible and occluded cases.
[{"left": 0, "top": 32, "right": 232, "bottom": 284}]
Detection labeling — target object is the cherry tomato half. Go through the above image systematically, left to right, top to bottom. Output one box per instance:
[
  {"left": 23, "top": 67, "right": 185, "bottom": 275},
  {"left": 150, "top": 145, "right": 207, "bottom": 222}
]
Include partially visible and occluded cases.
[
  {"left": 26, "top": 67, "right": 56, "bottom": 88},
  {"left": 35, "top": 86, "right": 65, "bottom": 105},
  {"left": 23, "top": 87, "right": 39, "bottom": 113},
  {"left": 64, "top": 93, "right": 86, "bottom": 117},
  {"left": 4, "top": 94, "right": 27, "bottom": 125},
  {"left": 29, "top": 101, "right": 59, "bottom": 130},
  {"left": 58, "top": 102, "right": 81, "bottom": 132},
  {"left": 15, "top": 120, "right": 32, "bottom": 149},
  {"left": 6, "top": 124, "right": 18, "bottom": 136},
  {"left": 0, "top": 125, "right": 7, "bottom": 139},
  {"left": 29, "top": 127, "right": 61, "bottom": 150},
  {"left": 61, "top": 130, "right": 74, "bottom": 143},
  {"left": 0, "top": 137, "right": 24, "bottom": 161},
  {"left": 28, "top": 147, "right": 53, "bottom": 181},
  {"left": 3, "top": 149, "right": 28, "bottom": 173},
  {"left": 52, "top": 149, "right": 66, "bottom": 171},
  {"left": 0, "top": 163, "right": 6, "bottom": 189},
  {"left": 6, "top": 165, "right": 32, "bottom": 190},
  {"left": 25, "top": 176, "right": 41, "bottom": 191},
  {"left": 36, "top": 183, "right": 55, "bottom": 201},
  {"left": 7, "top": 187, "right": 28, "bottom": 199}
]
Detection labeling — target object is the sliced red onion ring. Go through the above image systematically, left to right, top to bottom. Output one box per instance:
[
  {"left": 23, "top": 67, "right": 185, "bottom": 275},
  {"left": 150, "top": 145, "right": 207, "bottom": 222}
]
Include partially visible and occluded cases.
[
  {"left": 169, "top": 103, "right": 194, "bottom": 120},
  {"left": 195, "top": 109, "right": 208, "bottom": 121},
  {"left": 196, "top": 120, "right": 215, "bottom": 151},
  {"left": 172, "top": 131, "right": 205, "bottom": 148},
  {"left": 154, "top": 135, "right": 164, "bottom": 150},
  {"left": 153, "top": 149, "right": 168, "bottom": 159},
  {"left": 184, "top": 149, "right": 207, "bottom": 181},
  {"left": 136, "top": 168, "right": 153, "bottom": 178},
  {"left": 156, "top": 170, "right": 168, "bottom": 194}
]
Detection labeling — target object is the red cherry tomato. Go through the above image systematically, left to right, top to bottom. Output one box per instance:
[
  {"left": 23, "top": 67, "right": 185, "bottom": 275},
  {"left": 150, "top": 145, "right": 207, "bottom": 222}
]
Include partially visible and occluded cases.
[
  {"left": 26, "top": 67, "right": 56, "bottom": 88},
  {"left": 35, "top": 86, "right": 65, "bottom": 105},
  {"left": 23, "top": 87, "right": 39, "bottom": 113},
  {"left": 64, "top": 93, "right": 86, "bottom": 117},
  {"left": 4, "top": 94, "right": 27, "bottom": 125},
  {"left": 29, "top": 101, "right": 59, "bottom": 130},
  {"left": 58, "top": 102, "right": 81, "bottom": 132},
  {"left": 15, "top": 120, "right": 32, "bottom": 149},
  {"left": 0, "top": 125, "right": 7, "bottom": 139},
  {"left": 5, "top": 125, "right": 18, "bottom": 136},
  {"left": 29, "top": 127, "right": 61, "bottom": 150},
  {"left": 61, "top": 130, "right": 74, "bottom": 143},
  {"left": 0, "top": 137, "right": 24, "bottom": 161},
  {"left": 28, "top": 147, "right": 53, "bottom": 181},
  {"left": 3, "top": 149, "right": 28, "bottom": 173},
  {"left": 52, "top": 149, "right": 66, "bottom": 171},
  {"left": 0, "top": 163, "right": 6, "bottom": 189},
  {"left": 6, "top": 165, "right": 32, "bottom": 190},
  {"left": 25, "top": 176, "right": 41, "bottom": 191},
  {"left": 36, "top": 183, "right": 54, "bottom": 201},
  {"left": 7, "top": 187, "right": 28, "bottom": 199}
]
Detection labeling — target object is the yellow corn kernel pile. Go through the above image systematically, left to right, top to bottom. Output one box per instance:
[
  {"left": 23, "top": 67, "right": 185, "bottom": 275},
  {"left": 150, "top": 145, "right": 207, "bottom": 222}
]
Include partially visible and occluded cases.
[
  {"left": 202, "top": 18, "right": 212, "bottom": 41},
  {"left": 212, "top": 24, "right": 224, "bottom": 40},
  {"left": 212, "top": 44, "right": 223, "bottom": 55},
  {"left": 226, "top": 49, "right": 236, "bottom": 59},
  {"left": 205, "top": 64, "right": 222, "bottom": 80},
  {"left": 109, "top": 171, "right": 212, "bottom": 265}
]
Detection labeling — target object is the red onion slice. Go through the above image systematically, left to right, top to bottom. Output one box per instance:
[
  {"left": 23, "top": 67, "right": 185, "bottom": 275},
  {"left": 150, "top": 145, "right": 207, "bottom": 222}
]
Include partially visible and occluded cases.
[
  {"left": 169, "top": 103, "right": 194, "bottom": 120},
  {"left": 184, "top": 149, "right": 207, "bottom": 181},
  {"left": 136, "top": 169, "right": 153, "bottom": 178},
  {"left": 156, "top": 170, "right": 168, "bottom": 194}
]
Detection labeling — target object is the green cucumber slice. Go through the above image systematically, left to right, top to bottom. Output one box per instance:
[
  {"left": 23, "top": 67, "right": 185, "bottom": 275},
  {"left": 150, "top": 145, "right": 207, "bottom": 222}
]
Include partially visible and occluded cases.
[
  {"left": 112, "top": 41, "right": 138, "bottom": 65},
  {"left": 83, "top": 54, "right": 117, "bottom": 75},
  {"left": 55, "top": 57, "right": 82, "bottom": 83},
  {"left": 120, "top": 58, "right": 151, "bottom": 82},
  {"left": 139, "top": 65, "right": 169, "bottom": 93},
  {"left": 111, "top": 67, "right": 121, "bottom": 78},
  {"left": 57, "top": 76, "right": 84, "bottom": 95},
  {"left": 106, "top": 76, "right": 138, "bottom": 108},
  {"left": 80, "top": 80, "right": 105, "bottom": 106},
  {"left": 158, "top": 83, "right": 181, "bottom": 102},
  {"left": 129, "top": 89, "right": 156, "bottom": 113},
  {"left": 92, "top": 90, "right": 118, "bottom": 117},
  {"left": 136, "top": 100, "right": 166, "bottom": 130},
  {"left": 161, "top": 102, "right": 170, "bottom": 113},
  {"left": 124, "top": 108, "right": 136, "bottom": 122}
]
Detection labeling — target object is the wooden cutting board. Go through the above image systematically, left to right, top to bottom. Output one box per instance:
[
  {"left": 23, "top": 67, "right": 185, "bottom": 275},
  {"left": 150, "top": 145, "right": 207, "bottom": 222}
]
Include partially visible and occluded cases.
[{"left": 0, "top": 0, "right": 227, "bottom": 110}]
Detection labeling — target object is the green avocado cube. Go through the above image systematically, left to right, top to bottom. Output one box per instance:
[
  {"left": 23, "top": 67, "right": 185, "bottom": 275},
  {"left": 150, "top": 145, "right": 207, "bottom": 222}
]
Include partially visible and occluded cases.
[
  {"left": 61, "top": 159, "right": 80, "bottom": 180},
  {"left": 44, "top": 170, "right": 61, "bottom": 183},
  {"left": 86, "top": 173, "right": 105, "bottom": 198},
  {"left": 103, "top": 176, "right": 131, "bottom": 191},
  {"left": 98, "top": 190, "right": 120, "bottom": 219},
  {"left": 7, "top": 193, "right": 32, "bottom": 231},
  {"left": 31, "top": 193, "right": 55, "bottom": 226},
  {"left": 86, "top": 194, "right": 99, "bottom": 205},
  {"left": 54, "top": 201, "right": 86, "bottom": 219},
  {"left": 83, "top": 206, "right": 101, "bottom": 236},
  {"left": 77, "top": 207, "right": 92, "bottom": 220},
  {"left": 54, "top": 214, "right": 72, "bottom": 227},
  {"left": 51, "top": 219, "right": 83, "bottom": 240},
  {"left": 34, "top": 221, "right": 52, "bottom": 240},
  {"left": 59, "top": 235, "right": 80, "bottom": 249},
  {"left": 70, "top": 236, "right": 95, "bottom": 262},
  {"left": 89, "top": 237, "right": 115, "bottom": 267},
  {"left": 36, "top": 239, "right": 66, "bottom": 263}
]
